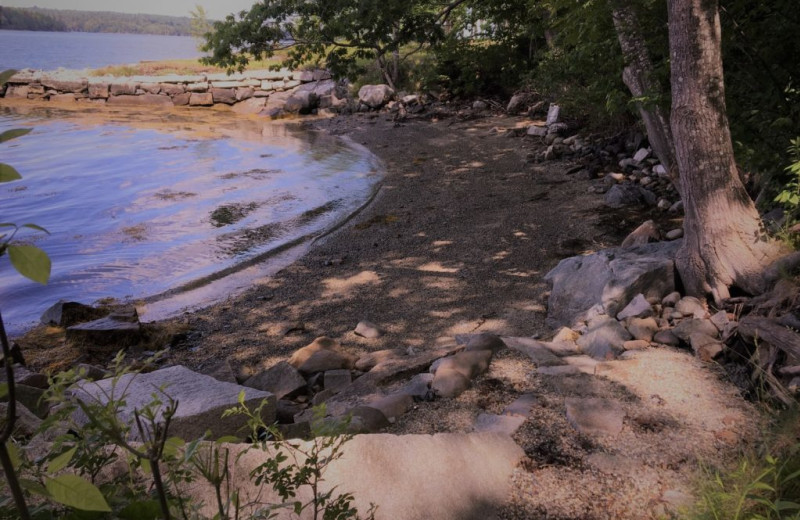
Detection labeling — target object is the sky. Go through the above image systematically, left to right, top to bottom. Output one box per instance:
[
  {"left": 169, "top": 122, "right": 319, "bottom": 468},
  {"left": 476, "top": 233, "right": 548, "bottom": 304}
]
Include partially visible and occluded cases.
[{"left": 1, "top": 1, "right": 257, "bottom": 20}]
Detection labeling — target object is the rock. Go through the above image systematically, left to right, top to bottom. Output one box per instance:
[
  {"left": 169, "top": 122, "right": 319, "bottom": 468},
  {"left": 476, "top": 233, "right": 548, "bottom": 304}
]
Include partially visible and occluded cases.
[
  {"left": 109, "top": 83, "right": 136, "bottom": 96},
  {"left": 160, "top": 84, "right": 185, "bottom": 96},
  {"left": 357, "top": 84, "right": 395, "bottom": 109},
  {"left": 235, "top": 87, "right": 254, "bottom": 101},
  {"left": 210, "top": 88, "right": 236, "bottom": 105},
  {"left": 284, "top": 90, "right": 318, "bottom": 114},
  {"left": 172, "top": 92, "right": 191, "bottom": 106},
  {"left": 189, "top": 92, "right": 214, "bottom": 106},
  {"left": 49, "top": 93, "right": 76, "bottom": 103},
  {"left": 507, "top": 93, "right": 531, "bottom": 114},
  {"left": 106, "top": 94, "right": 173, "bottom": 107},
  {"left": 231, "top": 97, "right": 267, "bottom": 114},
  {"left": 472, "top": 100, "right": 488, "bottom": 110},
  {"left": 546, "top": 103, "right": 561, "bottom": 125},
  {"left": 525, "top": 125, "right": 546, "bottom": 138},
  {"left": 633, "top": 148, "right": 651, "bottom": 163},
  {"left": 653, "top": 164, "right": 668, "bottom": 176},
  {"left": 605, "top": 183, "right": 656, "bottom": 207},
  {"left": 657, "top": 198, "right": 671, "bottom": 210},
  {"left": 669, "top": 200, "right": 684, "bottom": 213},
  {"left": 621, "top": 220, "right": 659, "bottom": 248},
  {"left": 666, "top": 228, "right": 684, "bottom": 240},
  {"left": 544, "top": 240, "right": 679, "bottom": 328},
  {"left": 662, "top": 291, "right": 681, "bottom": 307},
  {"left": 616, "top": 294, "right": 654, "bottom": 320},
  {"left": 675, "top": 296, "right": 708, "bottom": 318},
  {"left": 41, "top": 300, "right": 107, "bottom": 327},
  {"left": 65, "top": 311, "right": 142, "bottom": 352},
  {"left": 710, "top": 311, "right": 730, "bottom": 333},
  {"left": 576, "top": 316, "right": 632, "bottom": 360},
  {"left": 627, "top": 317, "right": 659, "bottom": 341},
  {"left": 673, "top": 319, "right": 719, "bottom": 342},
  {"left": 354, "top": 320, "right": 383, "bottom": 339},
  {"left": 553, "top": 327, "right": 581, "bottom": 343},
  {"left": 653, "top": 329, "right": 681, "bottom": 346},
  {"left": 464, "top": 333, "right": 506, "bottom": 354},
  {"left": 689, "top": 333, "right": 724, "bottom": 361},
  {"left": 288, "top": 336, "right": 339, "bottom": 367},
  {"left": 503, "top": 337, "right": 565, "bottom": 366},
  {"left": 623, "top": 339, "right": 650, "bottom": 350},
  {"left": 355, "top": 349, "right": 403, "bottom": 372},
  {"left": 297, "top": 350, "right": 355, "bottom": 375},
  {"left": 434, "top": 350, "right": 492, "bottom": 379},
  {"left": 202, "top": 360, "right": 237, "bottom": 384},
  {"left": 244, "top": 361, "right": 307, "bottom": 399},
  {"left": 76, "top": 363, "right": 110, "bottom": 381},
  {"left": 2, "top": 365, "right": 49, "bottom": 389},
  {"left": 537, "top": 365, "right": 582, "bottom": 376},
  {"left": 70, "top": 366, "right": 275, "bottom": 441},
  {"left": 431, "top": 368, "right": 471, "bottom": 398},
  {"left": 323, "top": 369, "right": 352, "bottom": 394},
  {"left": 397, "top": 373, "right": 434, "bottom": 400},
  {"left": 10, "top": 384, "right": 48, "bottom": 418},
  {"left": 312, "top": 388, "right": 334, "bottom": 406},
  {"left": 368, "top": 393, "right": 414, "bottom": 420},
  {"left": 503, "top": 394, "right": 538, "bottom": 417},
  {"left": 565, "top": 397, "right": 625, "bottom": 437},
  {"left": 276, "top": 399, "right": 304, "bottom": 424},
  {"left": 0, "top": 402, "right": 41, "bottom": 437},
  {"left": 347, "top": 406, "right": 390, "bottom": 433},
  {"left": 473, "top": 413, "right": 526, "bottom": 436},
  {"left": 276, "top": 421, "right": 311, "bottom": 440},
  {"left": 190, "top": 433, "right": 523, "bottom": 520}
]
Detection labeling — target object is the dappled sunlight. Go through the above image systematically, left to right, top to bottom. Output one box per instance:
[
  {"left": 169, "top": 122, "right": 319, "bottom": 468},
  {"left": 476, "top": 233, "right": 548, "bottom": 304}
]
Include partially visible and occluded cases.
[
  {"left": 417, "top": 261, "right": 461, "bottom": 274},
  {"left": 322, "top": 270, "right": 381, "bottom": 298}
]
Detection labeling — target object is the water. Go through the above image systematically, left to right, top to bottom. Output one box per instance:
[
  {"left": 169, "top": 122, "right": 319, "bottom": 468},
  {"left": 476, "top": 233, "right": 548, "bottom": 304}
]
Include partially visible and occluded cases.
[
  {"left": 0, "top": 30, "right": 202, "bottom": 71},
  {"left": 0, "top": 106, "right": 382, "bottom": 335}
]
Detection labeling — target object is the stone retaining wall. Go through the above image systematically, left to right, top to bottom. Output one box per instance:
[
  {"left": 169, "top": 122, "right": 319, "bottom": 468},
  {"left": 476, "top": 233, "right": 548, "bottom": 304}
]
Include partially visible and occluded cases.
[{"left": 0, "top": 68, "right": 347, "bottom": 118}]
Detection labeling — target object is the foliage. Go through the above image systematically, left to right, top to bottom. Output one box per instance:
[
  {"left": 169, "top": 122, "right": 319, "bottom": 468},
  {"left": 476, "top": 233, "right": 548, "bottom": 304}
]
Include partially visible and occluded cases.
[
  {"left": 201, "top": 0, "right": 466, "bottom": 88},
  {"left": 189, "top": 5, "right": 213, "bottom": 51},
  {"left": 0, "top": 6, "right": 194, "bottom": 36},
  {"left": 774, "top": 138, "right": 800, "bottom": 218},
  {"left": 1, "top": 350, "right": 371, "bottom": 520},
  {"left": 693, "top": 409, "right": 800, "bottom": 520}
]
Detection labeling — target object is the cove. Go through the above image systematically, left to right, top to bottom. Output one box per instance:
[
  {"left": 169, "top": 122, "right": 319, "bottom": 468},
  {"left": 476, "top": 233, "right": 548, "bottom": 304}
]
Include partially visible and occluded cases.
[{"left": 0, "top": 105, "right": 383, "bottom": 335}]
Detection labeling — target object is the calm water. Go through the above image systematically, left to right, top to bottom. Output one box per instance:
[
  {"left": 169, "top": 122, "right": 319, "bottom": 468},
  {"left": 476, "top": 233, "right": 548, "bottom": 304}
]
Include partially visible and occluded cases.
[
  {"left": 0, "top": 30, "right": 201, "bottom": 71},
  {"left": 0, "top": 106, "right": 382, "bottom": 334}
]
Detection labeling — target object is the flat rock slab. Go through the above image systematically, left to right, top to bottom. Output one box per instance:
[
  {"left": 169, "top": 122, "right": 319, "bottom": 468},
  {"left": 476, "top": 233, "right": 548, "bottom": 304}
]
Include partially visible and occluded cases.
[
  {"left": 577, "top": 316, "right": 631, "bottom": 360},
  {"left": 503, "top": 337, "right": 565, "bottom": 366},
  {"left": 244, "top": 361, "right": 306, "bottom": 399},
  {"left": 71, "top": 366, "right": 276, "bottom": 441},
  {"left": 565, "top": 397, "right": 625, "bottom": 437},
  {"left": 473, "top": 413, "right": 527, "bottom": 436},
  {"left": 185, "top": 433, "right": 524, "bottom": 520}
]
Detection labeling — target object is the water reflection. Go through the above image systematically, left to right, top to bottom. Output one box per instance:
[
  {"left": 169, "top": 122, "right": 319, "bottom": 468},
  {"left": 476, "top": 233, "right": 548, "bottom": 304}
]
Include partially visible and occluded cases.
[{"left": 0, "top": 106, "right": 382, "bottom": 335}]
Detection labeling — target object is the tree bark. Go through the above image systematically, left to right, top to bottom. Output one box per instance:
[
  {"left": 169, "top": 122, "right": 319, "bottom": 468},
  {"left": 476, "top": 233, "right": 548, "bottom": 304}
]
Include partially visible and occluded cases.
[
  {"left": 668, "top": 0, "right": 784, "bottom": 303},
  {"left": 611, "top": 3, "right": 681, "bottom": 195}
]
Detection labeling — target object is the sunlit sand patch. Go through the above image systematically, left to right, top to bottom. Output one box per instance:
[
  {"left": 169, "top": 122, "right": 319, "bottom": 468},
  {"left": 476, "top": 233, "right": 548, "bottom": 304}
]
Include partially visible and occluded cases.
[
  {"left": 417, "top": 261, "right": 460, "bottom": 273},
  {"left": 322, "top": 270, "right": 381, "bottom": 298}
]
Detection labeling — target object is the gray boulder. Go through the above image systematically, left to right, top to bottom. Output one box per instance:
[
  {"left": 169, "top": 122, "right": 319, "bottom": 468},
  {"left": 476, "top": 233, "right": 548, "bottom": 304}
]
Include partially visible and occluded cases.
[
  {"left": 358, "top": 84, "right": 395, "bottom": 109},
  {"left": 283, "top": 90, "right": 318, "bottom": 114},
  {"left": 605, "top": 184, "right": 657, "bottom": 207},
  {"left": 544, "top": 241, "right": 680, "bottom": 328},
  {"left": 70, "top": 366, "right": 275, "bottom": 441}
]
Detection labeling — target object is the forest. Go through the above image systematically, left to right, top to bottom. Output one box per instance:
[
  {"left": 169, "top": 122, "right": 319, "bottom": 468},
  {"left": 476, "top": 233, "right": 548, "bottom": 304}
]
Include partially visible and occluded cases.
[{"left": 0, "top": 6, "right": 193, "bottom": 36}]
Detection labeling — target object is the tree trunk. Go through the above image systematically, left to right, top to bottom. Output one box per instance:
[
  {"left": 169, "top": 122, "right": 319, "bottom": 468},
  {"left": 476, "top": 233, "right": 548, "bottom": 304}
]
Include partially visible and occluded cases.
[
  {"left": 668, "top": 0, "right": 784, "bottom": 303},
  {"left": 611, "top": 3, "right": 681, "bottom": 195}
]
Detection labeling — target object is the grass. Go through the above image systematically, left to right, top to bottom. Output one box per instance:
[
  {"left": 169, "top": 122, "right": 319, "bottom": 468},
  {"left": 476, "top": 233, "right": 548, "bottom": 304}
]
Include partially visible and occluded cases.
[
  {"left": 90, "top": 54, "right": 289, "bottom": 77},
  {"left": 691, "top": 409, "right": 800, "bottom": 520}
]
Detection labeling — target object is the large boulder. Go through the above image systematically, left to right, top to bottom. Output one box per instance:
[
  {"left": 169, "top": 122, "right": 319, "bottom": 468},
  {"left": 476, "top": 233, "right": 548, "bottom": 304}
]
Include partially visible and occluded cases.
[
  {"left": 358, "top": 84, "right": 395, "bottom": 109},
  {"left": 283, "top": 90, "right": 318, "bottom": 114},
  {"left": 544, "top": 241, "right": 680, "bottom": 328},
  {"left": 65, "top": 308, "right": 143, "bottom": 352},
  {"left": 70, "top": 366, "right": 275, "bottom": 441},
  {"left": 182, "top": 433, "right": 523, "bottom": 520}
]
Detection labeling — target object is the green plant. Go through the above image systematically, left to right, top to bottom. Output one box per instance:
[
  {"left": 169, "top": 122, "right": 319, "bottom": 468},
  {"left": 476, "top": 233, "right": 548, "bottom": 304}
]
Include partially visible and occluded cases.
[{"left": 774, "top": 138, "right": 800, "bottom": 215}]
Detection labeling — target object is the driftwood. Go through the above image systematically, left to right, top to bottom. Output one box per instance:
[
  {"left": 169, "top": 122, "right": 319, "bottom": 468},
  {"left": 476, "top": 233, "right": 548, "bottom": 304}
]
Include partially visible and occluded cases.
[{"left": 738, "top": 315, "right": 800, "bottom": 361}]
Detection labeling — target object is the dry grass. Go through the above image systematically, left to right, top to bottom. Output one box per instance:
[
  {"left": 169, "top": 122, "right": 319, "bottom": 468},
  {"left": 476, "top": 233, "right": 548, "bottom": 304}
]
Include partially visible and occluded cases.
[{"left": 90, "top": 54, "right": 289, "bottom": 77}]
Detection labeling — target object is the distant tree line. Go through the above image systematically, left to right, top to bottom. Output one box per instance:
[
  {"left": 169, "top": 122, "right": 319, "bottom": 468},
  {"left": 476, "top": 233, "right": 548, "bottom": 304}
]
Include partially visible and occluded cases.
[{"left": 0, "top": 6, "right": 194, "bottom": 36}]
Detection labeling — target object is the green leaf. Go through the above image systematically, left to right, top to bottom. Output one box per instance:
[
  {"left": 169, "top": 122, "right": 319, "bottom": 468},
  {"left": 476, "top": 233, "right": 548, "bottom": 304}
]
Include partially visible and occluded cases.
[
  {"left": 0, "top": 70, "right": 17, "bottom": 87},
  {"left": 0, "top": 128, "right": 32, "bottom": 143},
  {"left": 0, "top": 163, "right": 22, "bottom": 183},
  {"left": 21, "top": 223, "right": 50, "bottom": 234},
  {"left": 8, "top": 244, "right": 51, "bottom": 284},
  {"left": 0, "top": 382, "right": 7, "bottom": 399},
  {"left": 216, "top": 435, "right": 240, "bottom": 444},
  {"left": 163, "top": 436, "right": 185, "bottom": 458},
  {"left": 6, "top": 441, "right": 21, "bottom": 470},
  {"left": 48, "top": 447, "right": 77, "bottom": 473},
  {"left": 140, "top": 458, "right": 152, "bottom": 475},
  {"left": 44, "top": 474, "right": 112, "bottom": 512},
  {"left": 19, "top": 478, "right": 51, "bottom": 497},
  {"left": 118, "top": 500, "right": 162, "bottom": 520}
]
